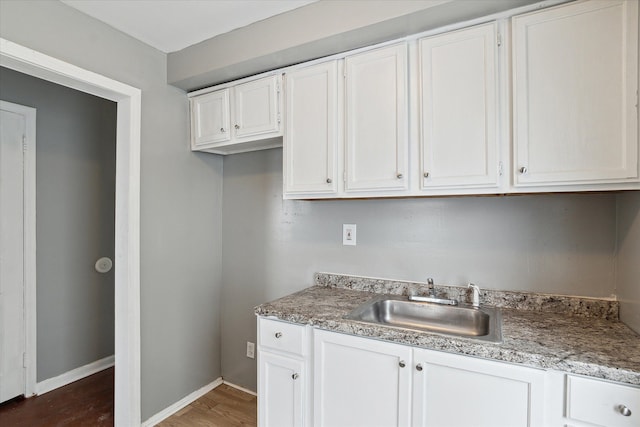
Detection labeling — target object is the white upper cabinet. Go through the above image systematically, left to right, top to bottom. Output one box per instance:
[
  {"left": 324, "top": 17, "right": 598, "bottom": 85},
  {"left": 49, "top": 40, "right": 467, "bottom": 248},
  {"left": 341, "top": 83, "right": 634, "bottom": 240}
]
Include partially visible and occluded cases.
[
  {"left": 512, "top": 0, "right": 639, "bottom": 187},
  {"left": 419, "top": 22, "right": 499, "bottom": 190},
  {"left": 345, "top": 43, "right": 409, "bottom": 193},
  {"left": 283, "top": 61, "right": 339, "bottom": 197},
  {"left": 190, "top": 74, "right": 283, "bottom": 155},
  {"left": 233, "top": 75, "right": 281, "bottom": 140},
  {"left": 191, "top": 89, "right": 231, "bottom": 147}
]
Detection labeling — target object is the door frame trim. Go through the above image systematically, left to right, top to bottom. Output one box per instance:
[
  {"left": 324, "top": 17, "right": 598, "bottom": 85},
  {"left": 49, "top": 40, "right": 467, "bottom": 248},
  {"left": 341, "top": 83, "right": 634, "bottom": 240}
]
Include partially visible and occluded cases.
[
  {"left": 0, "top": 38, "right": 142, "bottom": 425},
  {"left": 0, "top": 100, "right": 37, "bottom": 399}
]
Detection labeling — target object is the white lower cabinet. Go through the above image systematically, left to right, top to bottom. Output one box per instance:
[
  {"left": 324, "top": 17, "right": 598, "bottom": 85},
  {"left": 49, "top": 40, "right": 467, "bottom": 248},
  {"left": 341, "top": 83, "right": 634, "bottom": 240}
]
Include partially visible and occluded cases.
[
  {"left": 257, "top": 317, "right": 638, "bottom": 427},
  {"left": 257, "top": 318, "right": 310, "bottom": 427},
  {"left": 313, "top": 329, "right": 412, "bottom": 427},
  {"left": 412, "top": 348, "right": 545, "bottom": 427},
  {"left": 259, "top": 351, "right": 306, "bottom": 427},
  {"left": 564, "top": 375, "right": 639, "bottom": 427}
]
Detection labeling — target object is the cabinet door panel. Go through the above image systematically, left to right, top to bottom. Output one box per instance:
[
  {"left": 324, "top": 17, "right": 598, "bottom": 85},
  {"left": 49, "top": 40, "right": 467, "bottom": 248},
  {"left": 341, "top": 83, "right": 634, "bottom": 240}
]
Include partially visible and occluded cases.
[
  {"left": 513, "top": 0, "right": 638, "bottom": 185},
  {"left": 420, "top": 22, "right": 498, "bottom": 189},
  {"left": 345, "top": 44, "right": 408, "bottom": 192},
  {"left": 284, "top": 61, "right": 338, "bottom": 195},
  {"left": 234, "top": 75, "right": 281, "bottom": 139},
  {"left": 191, "top": 89, "right": 230, "bottom": 147},
  {"left": 314, "top": 329, "right": 411, "bottom": 427},
  {"left": 413, "top": 348, "right": 545, "bottom": 427},
  {"left": 258, "top": 351, "right": 305, "bottom": 427}
]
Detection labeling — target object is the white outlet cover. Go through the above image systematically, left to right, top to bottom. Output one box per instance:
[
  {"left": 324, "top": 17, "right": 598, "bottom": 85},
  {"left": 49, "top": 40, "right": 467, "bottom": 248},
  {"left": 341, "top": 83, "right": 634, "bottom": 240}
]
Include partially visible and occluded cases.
[{"left": 343, "top": 224, "right": 356, "bottom": 246}]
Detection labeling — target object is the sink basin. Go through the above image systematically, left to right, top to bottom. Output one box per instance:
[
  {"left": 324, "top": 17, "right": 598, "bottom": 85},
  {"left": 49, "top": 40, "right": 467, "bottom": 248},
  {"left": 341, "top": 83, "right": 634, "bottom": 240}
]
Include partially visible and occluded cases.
[{"left": 344, "top": 295, "right": 502, "bottom": 342}]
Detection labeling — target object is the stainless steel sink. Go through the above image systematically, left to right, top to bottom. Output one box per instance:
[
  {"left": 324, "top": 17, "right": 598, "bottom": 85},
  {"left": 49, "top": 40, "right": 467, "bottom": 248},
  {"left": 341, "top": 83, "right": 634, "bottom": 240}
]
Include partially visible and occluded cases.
[{"left": 344, "top": 295, "right": 502, "bottom": 342}]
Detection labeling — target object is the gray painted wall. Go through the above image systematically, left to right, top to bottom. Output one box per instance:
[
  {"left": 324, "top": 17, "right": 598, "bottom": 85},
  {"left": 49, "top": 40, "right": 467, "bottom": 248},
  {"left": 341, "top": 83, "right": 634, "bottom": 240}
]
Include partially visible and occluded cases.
[
  {"left": 0, "top": 1, "right": 223, "bottom": 420},
  {"left": 1, "top": 66, "right": 116, "bottom": 381},
  {"left": 221, "top": 149, "right": 619, "bottom": 391},
  {"left": 617, "top": 192, "right": 640, "bottom": 334}
]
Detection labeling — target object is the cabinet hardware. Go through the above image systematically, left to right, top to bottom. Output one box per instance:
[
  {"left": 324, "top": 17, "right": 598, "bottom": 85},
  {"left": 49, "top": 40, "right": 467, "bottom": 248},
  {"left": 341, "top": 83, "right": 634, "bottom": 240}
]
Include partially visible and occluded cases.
[
  {"left": 235, "top": 124, "right": 240, "bottom": 130},
  {"left": 220, "top": 128, "right": 225, "bottom": 133},
  {"left": 519, "top": 166, "right": 528, "bottom": 174},
  {"left": 423, "top": 172, "right": 429, "bottom": 178},
  {"left": 397, "top": 173, "right": 403, "bottom": 179},
  {"left": 326, "top": 178, "right": 332, "bottom": 184},
  {"left": 275, "top": 332, "right": 282, "bottom": 338},
  {"left": 399, "top": 360, "right": 406, "bottom": 368},
  {"left": 416, "top": 364, "right": 423, "bottom": 371},
  {"left": 292, "top": 373, "right": 299, "bottom": 380},
  {"left": 617, "top": 404, "right": 632, "bottom": 416}
]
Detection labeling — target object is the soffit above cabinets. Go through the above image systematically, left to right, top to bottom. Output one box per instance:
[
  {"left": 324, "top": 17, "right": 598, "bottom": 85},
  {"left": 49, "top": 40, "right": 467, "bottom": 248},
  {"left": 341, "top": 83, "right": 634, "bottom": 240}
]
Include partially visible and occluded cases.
[
  {"left": 60, "top": 0, "right": 318, "bottom": 53},
  {"left": 167, "top": 0, "right": 547, "bottom": 91}
]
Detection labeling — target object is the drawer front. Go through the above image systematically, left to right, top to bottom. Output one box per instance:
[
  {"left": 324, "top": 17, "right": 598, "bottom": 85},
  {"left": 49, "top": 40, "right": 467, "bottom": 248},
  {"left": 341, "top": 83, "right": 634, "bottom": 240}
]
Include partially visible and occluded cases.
[
  {"left": 259, "top": 318, "right": 306, "bottom": 356},
  {"left": 567, "top": 375, "right": 640, "bottom": 427}
]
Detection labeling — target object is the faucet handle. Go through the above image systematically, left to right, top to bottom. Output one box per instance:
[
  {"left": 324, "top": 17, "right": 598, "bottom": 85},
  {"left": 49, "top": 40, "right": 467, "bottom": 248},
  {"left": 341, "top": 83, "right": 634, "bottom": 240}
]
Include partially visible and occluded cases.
[
  {"left": 427, "top": 278, "right": 434, "bottom": 286},
  {"left": 468, "top": 283, "right": 481, "bottom": 308}
]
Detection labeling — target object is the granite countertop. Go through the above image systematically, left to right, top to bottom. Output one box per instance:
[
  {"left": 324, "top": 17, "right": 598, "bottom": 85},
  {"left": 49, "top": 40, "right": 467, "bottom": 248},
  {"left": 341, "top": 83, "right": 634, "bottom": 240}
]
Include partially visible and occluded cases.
[{"left": 255, "top": 273, "right": 640, "bottom": 386}]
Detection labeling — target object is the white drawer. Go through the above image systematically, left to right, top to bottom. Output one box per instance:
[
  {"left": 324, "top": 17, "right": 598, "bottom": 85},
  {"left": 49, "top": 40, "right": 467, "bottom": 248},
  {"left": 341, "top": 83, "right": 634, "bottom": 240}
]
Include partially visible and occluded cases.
[
  {"left": 258, "top": 317, "right": 307, "bottom": 356},
  {"left": 566, "top": 375, "right": 640, "bottom": 427}
]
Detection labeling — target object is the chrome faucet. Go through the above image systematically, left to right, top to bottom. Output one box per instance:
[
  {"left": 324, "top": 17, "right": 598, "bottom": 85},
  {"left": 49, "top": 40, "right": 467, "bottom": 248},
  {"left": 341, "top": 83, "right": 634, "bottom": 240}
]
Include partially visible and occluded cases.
[
  {"left": 409, "top": 277, "right": 458, "bottom": 306},
  {"left": 468, "top": 283, "right": 481, "bottom": 308}
]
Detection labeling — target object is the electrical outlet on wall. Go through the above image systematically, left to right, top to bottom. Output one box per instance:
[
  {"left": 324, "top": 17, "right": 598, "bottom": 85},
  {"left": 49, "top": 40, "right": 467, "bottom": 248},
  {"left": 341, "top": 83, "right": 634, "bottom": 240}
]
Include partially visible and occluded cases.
[
  {"left": 343, "top": 224, "right": 357, "bottom": 246},
  {"left": 246, "top": 341, "right": 255, "bottom": 359}
]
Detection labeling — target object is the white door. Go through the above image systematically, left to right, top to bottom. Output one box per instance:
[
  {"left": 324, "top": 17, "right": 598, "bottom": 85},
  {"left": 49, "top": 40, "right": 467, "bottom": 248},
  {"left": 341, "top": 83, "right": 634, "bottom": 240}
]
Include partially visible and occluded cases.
[
  {"left": 512, "top": 0, "right": 639, "bottom": 186},
  {"left": 419, "top": 22, "right": 499, "bottom": 189},
  {"left": 345, "top": 43, "right": 409, "bottom": 192},
  {"left": 283, "top": 61, "right": 338, "bottom": 196},
  {"left": 233, "top": 74, "right": 281, "bottom": 140},
  {"left": 190, "top": 89, "right": 231, "bottom": 148},
  {"left": 0, "top": 101, "right": 30, "bottom": 403},
  {"left": 313, "top": 329, "right": 412, "bottom": 427},
  {"left": 412, "top": 348, "right": 546, "bottom": 427},
  {"left": 258, "top": 351, "right": 306, "bottom": 427}
]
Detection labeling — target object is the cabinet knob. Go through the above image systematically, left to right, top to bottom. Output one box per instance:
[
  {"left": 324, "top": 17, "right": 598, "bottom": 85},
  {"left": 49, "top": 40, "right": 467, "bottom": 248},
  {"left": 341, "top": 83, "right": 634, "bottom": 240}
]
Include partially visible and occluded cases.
[
  {"left": 235, "top": 124, "right": 240, "bottom": 130},
  {"left": 220, "top": 127, "right": 225, "bottom": 133},
  {"left": 519, "top": 166, "right": 528, "bottom": 174},
  {"left": 423, "top": 172, "right": 430, "bottom": 178},
  {"left": 396, "top": 173, "right": 403, "bottom": 179},
  {"left": 326, "top": 178, "right": 332, "bottom": 184},
  {"left": 275, "top": 332, "right": 282, "bottom": 338},
  {"left": 399, "top": 360, "right": 406, "bottom": 368},
  {"left": 416, "top": 364, "right": 423, "bottom": 371},
  {"left": 292, "top": 373, "right": 299, "bottom": 380},
  {"left": 617, "top": 405, "right": 632, "bottom": 416}
]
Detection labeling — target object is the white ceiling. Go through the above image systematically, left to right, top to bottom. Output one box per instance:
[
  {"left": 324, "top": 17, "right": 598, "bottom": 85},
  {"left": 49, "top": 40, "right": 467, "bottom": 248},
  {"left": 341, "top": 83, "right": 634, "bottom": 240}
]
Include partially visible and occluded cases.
[{"left": 61, "top": 0, "right": 317, "bottom": 53}]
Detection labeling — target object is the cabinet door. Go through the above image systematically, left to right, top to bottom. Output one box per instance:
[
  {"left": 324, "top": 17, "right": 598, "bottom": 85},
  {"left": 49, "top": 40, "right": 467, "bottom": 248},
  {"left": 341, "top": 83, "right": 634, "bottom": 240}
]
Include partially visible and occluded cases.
[
  {"left": 513, "top": 0, "right": 639, "bottom": 186},
  {"left": 419, "top": 22, "right": 499, "bottom": 189},
  {"left": 345, "top": 44, "right": 408, "bottom": 192},
  {"left": 284, "top": 61, "right": 338, "bottom": 196},
  {"left": 233, "top": 74, "right": 282, "bottom": 140},
  {"left": 190, "top": 89, "right": 231, "bottom": 147},
  {"left": 313, "top": 329, "right": 412, "bottom": 427},
  {"left": 412, "top": 348, "right": 545, "bottom": 427},
  {"left": 258, "top": 351, "right": 305, "bottom": 427},
  {"left": 566, "top": 375, "right": 639, "bottom": 427}
]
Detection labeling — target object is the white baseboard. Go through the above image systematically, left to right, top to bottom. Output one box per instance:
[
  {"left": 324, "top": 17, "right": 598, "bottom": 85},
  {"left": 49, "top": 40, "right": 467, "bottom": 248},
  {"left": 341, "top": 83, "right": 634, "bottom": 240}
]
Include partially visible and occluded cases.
[
  {"left": 36, "top": 354, "right": 114, "bottom": 395},
  {"left": 142, "top": 377, "right": 223, "bottom": 427},
  {"left": 223, "top": 380, "right": 257, "bottom": 396}
]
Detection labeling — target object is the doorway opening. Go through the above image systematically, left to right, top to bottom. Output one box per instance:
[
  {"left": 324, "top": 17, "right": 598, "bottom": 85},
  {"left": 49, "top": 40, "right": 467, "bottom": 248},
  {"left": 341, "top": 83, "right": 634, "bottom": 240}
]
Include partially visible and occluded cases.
[{"left": 0, "top": 38, "right": 141, "bottom": 425}]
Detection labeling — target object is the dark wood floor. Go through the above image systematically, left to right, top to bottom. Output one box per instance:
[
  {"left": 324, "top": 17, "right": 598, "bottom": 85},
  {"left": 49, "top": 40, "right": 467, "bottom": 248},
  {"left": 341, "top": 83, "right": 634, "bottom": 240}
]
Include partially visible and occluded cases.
[
  {"left": 0, "top": 367, "right": 114, "bottom": 427},
  {"left": 0, "top": 368, "right": 256, "bottom": 427}
]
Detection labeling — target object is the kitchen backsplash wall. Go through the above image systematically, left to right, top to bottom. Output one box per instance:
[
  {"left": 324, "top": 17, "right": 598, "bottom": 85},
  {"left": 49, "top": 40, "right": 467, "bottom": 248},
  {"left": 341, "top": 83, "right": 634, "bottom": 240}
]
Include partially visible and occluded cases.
[
  {"left": 221, "top": 148, "right": 620, "bottom": 391},
  {"left": 616, "top": 192, "right": 640, "bottom": 334}
]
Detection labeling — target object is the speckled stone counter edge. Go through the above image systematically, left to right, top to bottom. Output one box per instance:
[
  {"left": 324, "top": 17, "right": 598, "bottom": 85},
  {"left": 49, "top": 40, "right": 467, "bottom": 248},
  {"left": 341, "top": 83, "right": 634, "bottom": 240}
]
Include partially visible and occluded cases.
[{"left": 315, "top": 272, "right": 619, "bottom": 320}]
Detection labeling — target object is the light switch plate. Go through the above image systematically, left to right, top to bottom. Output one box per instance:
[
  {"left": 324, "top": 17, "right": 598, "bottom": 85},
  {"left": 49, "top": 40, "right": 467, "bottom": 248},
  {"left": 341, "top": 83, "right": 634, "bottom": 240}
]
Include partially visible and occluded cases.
[
  {"left": 343, "top": 224, "right": 356, "bottom": 246},
  {"left": 246, "top": 341, "right": 255, "bottom": 359}
]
